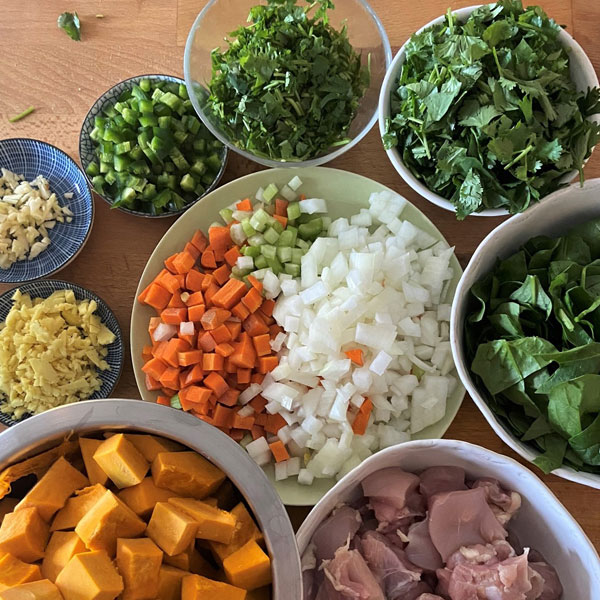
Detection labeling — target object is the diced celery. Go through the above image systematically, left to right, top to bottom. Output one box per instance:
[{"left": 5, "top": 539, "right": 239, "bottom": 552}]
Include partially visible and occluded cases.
[
  {"left": 262, "top": 182, "right": 278, "bottom": 203},
  {"left": 287, "top": 201, "right": 301, "bottom": 220},
  {"left": 219, "top": 208, "right": 234, "bottom": 224},
  {"left": 249, "top": 208, "right": 270, "bottom": 232},
  {"left": 299, "top": 217, "right": 322, "bottom": 241},
  {"left": 241, "top": 218, "right": 257, "bottom": 237},
  {"left": 263, "top": 227, "right": 279, "bottom": 245},
  {"left": 248, "top": 234, "right": 265, "bottom": 247},
  {"left": 296, "top": 238, "right": 309, "bottom": 250},
  {"left": 260, "top": 244, "right": 277, "bottom": 260},
  {"left": 243, "top": 245, "right": 261, "bottom": 258},
  {"left": 277, "top": 246, "right": 292, "bottom": 263},
  {"left": 291, "top": 248, "right": 304, "bottom": 264},
  {"left": 255, "top": 255, "right": 268, "bottom": 269},
  {"left": 265, "top": 256, "right": 283, "bottom": 274},
  {"left": 284, "top": 263, "right": 301, "bottom": 277}
]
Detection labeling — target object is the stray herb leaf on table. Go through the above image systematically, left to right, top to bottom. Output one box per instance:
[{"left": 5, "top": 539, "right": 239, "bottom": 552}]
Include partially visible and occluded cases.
[
  {"left": 205, "top": 0, "right": 370, "bottom": 162},
  {"left": 383, "top": 0, "right": 600, "bottom": 218},
  {"left": 57, "top": 11, "right": 81, "bottom": 41},
  {"left": 466, "top": 219, "right": 600, "bottom": 474}
]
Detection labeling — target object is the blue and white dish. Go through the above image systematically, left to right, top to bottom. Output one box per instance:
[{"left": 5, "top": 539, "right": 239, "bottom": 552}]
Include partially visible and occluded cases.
[
  {"left": 79, "top": 73, "right": 228, "bottom": 218},
  {"left": 0, "top": 138, "right": 94, "bottom": 284},
  {"left": 0, "top": 280, "right": 124, "bottom": 427}
]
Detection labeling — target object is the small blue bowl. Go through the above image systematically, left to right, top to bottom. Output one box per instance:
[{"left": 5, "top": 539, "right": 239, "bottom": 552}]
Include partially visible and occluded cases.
[
  {"left": 0, "top": 138, "right": 94, "bottom": 284},
  {"left": 0, "top": 280, "right": 124, "bottom": 427}
]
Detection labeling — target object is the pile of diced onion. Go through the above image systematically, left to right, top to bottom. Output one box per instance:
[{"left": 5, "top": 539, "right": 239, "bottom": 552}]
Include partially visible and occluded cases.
[{"left": 240, "top": 187, "right": 458, "bottom": 484}]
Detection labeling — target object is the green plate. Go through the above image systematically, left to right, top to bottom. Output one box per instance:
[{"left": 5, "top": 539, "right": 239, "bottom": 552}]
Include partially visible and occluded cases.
[{"left": 131, "top": 167, "right": 465, "bottom": 505}]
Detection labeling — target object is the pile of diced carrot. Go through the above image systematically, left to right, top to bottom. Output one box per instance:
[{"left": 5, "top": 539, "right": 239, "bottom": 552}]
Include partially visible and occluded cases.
[{"left": 138, "top": 224, "right": 287, "bottom": 444}]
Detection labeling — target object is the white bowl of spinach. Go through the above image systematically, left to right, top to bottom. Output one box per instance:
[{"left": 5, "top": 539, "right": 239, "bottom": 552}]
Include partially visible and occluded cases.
[
  {"left": 379, "top": 1, "right": 600, "bottom": 219},
  {"left": 451, "top": 178, "right": 600, "bottom": 489}
]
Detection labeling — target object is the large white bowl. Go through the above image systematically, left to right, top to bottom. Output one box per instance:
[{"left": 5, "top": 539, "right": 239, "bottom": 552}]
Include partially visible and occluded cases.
[
  {"left": 378, "top": 4, "right": 600, "bottom": 217},
  {"left": 450, "top": 178, "right": 600, "bottom": 489},
  {"left": 296, "top": 439, "right": 600, "bottom": 598}
]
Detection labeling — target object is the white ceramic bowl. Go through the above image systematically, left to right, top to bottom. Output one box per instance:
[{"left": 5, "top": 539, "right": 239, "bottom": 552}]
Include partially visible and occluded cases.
[
  {"left": 378, "top": 4, "right": 600, "bottom": 217},
  {"left": 450, "top": 178, "right": 600, "bottom": 489},
  {"left": 296, "top": 439, "right": 600, "bottom": 597}
]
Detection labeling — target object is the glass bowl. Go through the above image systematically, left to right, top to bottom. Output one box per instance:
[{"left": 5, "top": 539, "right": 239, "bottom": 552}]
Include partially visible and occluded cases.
[{"left": 183, "top": 0, "right": 392, "bottom": 168}]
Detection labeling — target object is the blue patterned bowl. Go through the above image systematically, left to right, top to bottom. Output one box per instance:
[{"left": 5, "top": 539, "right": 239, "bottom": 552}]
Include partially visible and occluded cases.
[
  {"left": 79, "top": 74, "right": 228, "bottom": 218},
  {"left": 0, "top": 138, "right": 94, "bottom": 284},
  {"left": 0, "top": 280, "right": 124, "bottom": 427}
]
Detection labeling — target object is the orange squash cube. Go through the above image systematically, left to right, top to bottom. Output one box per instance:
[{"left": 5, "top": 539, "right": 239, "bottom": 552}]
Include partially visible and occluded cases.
[
  {"left": 92, "top": 434, "right": 149, "bottom": 489},
  {"left": 79, "top": 438, "right": 109, "bottom": 486},
  {"left": 118, "top": 477, "right": 177, "bottom": 518},
  {"left": 51, "top": 484, "right": 107, "bottom": 531},
  {"left": 168, "top": 497, "right": 237, "bottom": 543},
  {"left": 146, "top": 502, "right": 197, "bottom": 557},
  {"left": 209, "top": 503, "right": 263, "bottom": 564},
  {"left": 0, "top": 507, "right": 49, "bottom": 562},
  {"left": 42, "top": 531, "right": 87, "bottom": 582},
  {"left": 116, "top": 538, "right": 163, "bottom": 600},
  {"left": 223, "top": 540, "right": 272, "bottom": 590},
  {"left": 0, "top": 552, "right": 42, "bottom": 591},
  {"left": 157, "top": 565, "right": 189, "bottom": 600},
  {"left": 181, "top": 574, "right": 247, "bottom": 600},
  {"left": 0, "top": 579, "right": 62, "bottom": 600}
]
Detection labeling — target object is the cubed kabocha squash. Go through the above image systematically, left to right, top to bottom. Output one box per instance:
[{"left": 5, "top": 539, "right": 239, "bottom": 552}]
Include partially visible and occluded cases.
[
  {"left": 124, "top": 434, "right": 183, "bottom": 462},
  {"left": 92, "top": 435, "right": 149, "bottom": 489},
  {"left": 78, "top": 439, "right": 109, "bottom": 486},
  {"left": 151, "top": 452, "right": 225, "bottom": 499},
  {"left": 15, "top": 457, "right": 89, "bottom": 521},
  {"left": 117, "top": 477, "right": 177, "bottom": 518},
  {"left": 51, "top": 484, "right": 107, "bottom": 531},
  {"left": 75, "top": 490, "right": 146, "bottom": 557},
  {"left": 168, "top": 497, "right": 237, "bottom": 544},
  {"left": 146, "top": 502, "right": 197, "bottom": 556},
  {"left": 209, "top": 503, "right": 263, "bottom": 564},
  {"left": 0, "top": 507, "right": 49, "bottom": 562},
  {"left": 42, "top": 530, "right": 87, "bottom": 582},
  {"left": 116, "top": 538, "right": 163, "bottom": 600},
  {"left": 223, "top": 540, "right": 272, "bottom": 590},
  {"left": 55, "top": 550, "right": 123, "bottom": 600},
  {"left": 0, "top": 552, "right": 42, "bottom": 591},
  {"left": 157, "top": 565, "right": 189, "bottom": 600},
  {"left": 181, "top": 574, "right": 247, "bottom": 600},
  {"left": 0, "top": 579, "right": 63, "bottom": 600}
]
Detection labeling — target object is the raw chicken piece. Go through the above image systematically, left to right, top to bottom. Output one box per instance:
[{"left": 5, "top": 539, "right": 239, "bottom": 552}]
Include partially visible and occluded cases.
[
  {"left": 420, "top": 466, "right": 467, "bottom": 499},
  {"left": 362, "top": 468, "right": 425, "bottom": 532},
  {"left": 471, "top": 478, "right": 522, "bottom": 525},
  {"left": 428, "top": 488, "right": 507, "bottom": 561},
  {"left": 312, "top": 506, "right": 362, "bottom": 561},
  {"left": 405, "top": 519, "right": 443, "bottom": 571},
  {"left": 361, "top": 530, "right": 429, "bottom": 599},
  {"left": 446, "top": 541, "right": 515, "bottom": 569},
  {"left": 322, "top": 545, "right": 385, "bottom": 600},
  {"left": 529, "top": 562, "right": 563, "bottom": 600}
]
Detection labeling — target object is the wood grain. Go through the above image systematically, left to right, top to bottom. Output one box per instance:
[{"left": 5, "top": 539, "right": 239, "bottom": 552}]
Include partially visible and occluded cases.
[{"left": 1, "top": 0, "right": 599, "bottom": 547}]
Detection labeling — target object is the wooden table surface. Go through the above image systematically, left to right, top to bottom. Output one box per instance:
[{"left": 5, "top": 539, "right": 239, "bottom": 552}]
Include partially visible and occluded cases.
[{"left": 1, "top": 0, "right": 599, "bottom": 546}]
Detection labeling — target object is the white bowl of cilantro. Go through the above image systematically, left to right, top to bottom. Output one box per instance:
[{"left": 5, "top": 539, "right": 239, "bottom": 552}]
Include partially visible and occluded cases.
[
  {"left": 184, "top": 0, "right": 392, "bottom": 167},
  {"left": 379, "top": 2, "right": 600, "bottom": 219},
  {"left": 450, "top": 177, "right": 600, "bottom": 489}
]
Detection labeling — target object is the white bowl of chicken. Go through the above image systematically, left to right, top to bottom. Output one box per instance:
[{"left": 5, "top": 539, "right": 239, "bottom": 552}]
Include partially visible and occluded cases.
[{"left": 296, "top": 439, "right": 600, "bottom": 599}]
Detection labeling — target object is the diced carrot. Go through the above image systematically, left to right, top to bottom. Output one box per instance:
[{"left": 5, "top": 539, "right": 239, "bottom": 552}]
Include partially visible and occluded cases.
[
  {"left": 236, "top": 198, "right": 252, "bottom": 211},
  {"left": 275, "top": 198, "right": 288, "bottom": 217},
  {"left": 273, "top": 214, "right": 287, "bottom": 228},
  {"left": 209, "top": 226, "right": 232, "bottom": 252},
  {"left": 190, "top": 230, "right": 209, "bottom": 252},
  {"left": 184, "top": 242, "right": 201, "bottom": 261},
  {"left": 224, "top": 246, "right": 242, "bottom": 267},
  {"left": 201, "top": 248, "right": 217, "bottom": 269},
  {"left": 164, "top": 253, "right": 179, "bottom": 274},
  {"left": 213, "top": 264, "right": 231, "bottom": 286},
  {"left": 185, "top": 269, "right": 205, "bottom": 292},
  {"left": 157, "top": 270, "right": 180, "bottom": 294},
  {"left": 201, "top": 273, "right": 214, "bottom": 292},
  {"left": 175, "top": 274, "right": 186, "bottom": 288},
  {"left": 247, "top": 276, "right": 263, "bottom": 294},
  {"left": 211, "top": 279, "right": 248, "bottom": 309},
  {"left": 204, "top": 281, "right": 220, "bottom": 305},
  {"left": 137, "top": 282, "right": 152, "bottom": 304},
  {"left": 143, "top": 284, "right": 171, "bottom": 311},
  {"left": 242, "top": 287, "right": 263, "bottom": 313},
  {"left": 186, "top": 291, "right": 205, "bottom": 307},
  {"left": 167, "top": 292, "right": 186, "bottom": 308},
  {"left": 259, "top": 299, "right": 275, "bottom": 318},
  {"left": 232, "top": 302, "right": 250, "bottom": 321},
  {"left": 188, "top": 305, "right": 206, "bottom": 324},
  {"left": 161, "top": 307, "right": 188, "bottom": 325},
  {"left": 201, "top": 308, "right": 232, "bottom": 330},
  {"left": 242, "top": 312, "right": 269, "bottom": 336},
  {"left": 224, "top": 320, "right": 242, "bottom": 340},
  {"left": 210, "top": 324, "right": 231, "bottom": 344},
  {"left": 269, "top": 324, "right": 283, "bottom": 338},
  {"left": 198, "top": 331, "right": 216, "bottom": 352},
  {"left": 180, "top": 333, "right": 197, "bottom": 348},
  {"left": 230, "top": 333, "right": 257, "bottom": 369},
  {"left": 251, "top": 334, "right": 271, "bottom": 357},
  {"left": 162, "top": 338, "right": 191, "bottom": 368},
  {"left": 153, "top": 341, "right": 168, "bottom": 360},
  {"left": 215, "top": 343, "right": 235, "bottom": 357},
  {"left": 142, "top": 345, "right": 153, "bottom": 361},
  {"left": 345, "top": 348, "right": 364, "bottom": 366},
  {"left": 178, "top": 350, "right": 203, "bottom": 367},
  {"left": 203, "top": 353, "right": 225, "bottom": 372},
  {"left": 258, "top": 355, "right": 278, "bottom": 373},
  {"left": 142, "top": 357, "right": 168, "bottom": 381},
  {"left": 182, "top": 363, "right": 204, "bottom": 386},
  {"left": 159, "top": 366, "right": 180, "bottom": 390},
  {"left": 178, "top": 369, "right": 189, "bottom": 390},
  {"left": 237, "top": 369, "right": 251, "bottom": 384},
  {"left": 204, "top": 372, "right": 229, "bottom": 397},
  {"left": 145, "top": 373, "right": 162, "bottom": 391},
  {"left": 250, "top": 373, "right": 265, "bottom": 385},
  {"left": 180, "top": 386, "right": 213, "bottom": 410},
  {"left": 219, "top": 388, "right": 240, "bottom": 407},
  {"left": 249, "top": 395, "right": 267, "bottom": 413},
  {"left": 157, "top": 396, "right": 170, "bottom": 406},
  {"left": 352, "top": 398, "right": 373, "bottom": 435},
  {"left": 213, "top": 405, "right": 234, "bottom": 428},
  {"left": 265, "top": 413, "right": 287, "bottom": 434},
  {"left": 233, "top": 414, "right": 255, "bottom": 430},
  {"left": 254, "top": 414, "right": 268, "bottom": 427},
  {"left": 251, "top": 426, "right": 265, "bottom": 440},
  {"left": 229, "top": 429, "right": 245, "bottom": 442},
  {"left": 269, "top": 440, "right": 289, "bottom": 463}
]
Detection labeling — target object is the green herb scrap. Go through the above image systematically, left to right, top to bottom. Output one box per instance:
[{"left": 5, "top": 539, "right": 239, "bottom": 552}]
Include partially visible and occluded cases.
[
  {"left": 206, "top": 0, "right": 370, "bottom": 161},
  {"left": 383, "top": 0, "right": 600, "bottom": 218},
  {"left": 58, "top": 11, "right": 81, "bottom": 41},
  {"left": 8, "top": 106, "right": 35, "bottom": 123},
  {"left": 466, "top": 219, "right": 600, "bottom": 474}
]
